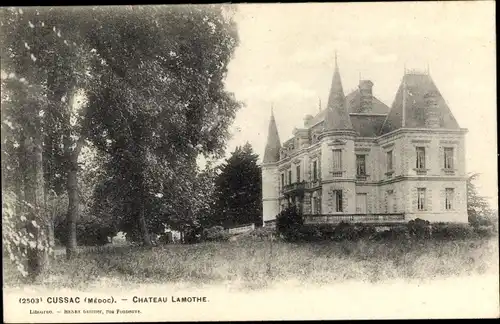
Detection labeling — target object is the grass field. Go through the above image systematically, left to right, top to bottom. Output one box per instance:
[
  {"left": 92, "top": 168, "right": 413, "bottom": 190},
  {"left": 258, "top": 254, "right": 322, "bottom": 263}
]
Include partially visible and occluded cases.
[{"left": 3, "top": 235, "right": 498, "bottom": 291}]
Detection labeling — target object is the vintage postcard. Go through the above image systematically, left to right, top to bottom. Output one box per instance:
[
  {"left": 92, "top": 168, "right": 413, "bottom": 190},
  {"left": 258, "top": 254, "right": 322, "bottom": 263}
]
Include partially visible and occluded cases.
[{"left": 1, "top": 2, "right": 498, "bottom": 322}]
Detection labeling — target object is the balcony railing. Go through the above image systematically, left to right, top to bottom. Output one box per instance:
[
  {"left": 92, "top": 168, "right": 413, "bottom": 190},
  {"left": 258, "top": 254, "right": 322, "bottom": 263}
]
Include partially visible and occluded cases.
[
  {"left": 307, "top": 179, "right": 321, "bottom": 190},
  {"left": 282, "top": 181, "right": 307, "bottom": 194},
  {"left": 304, "top": 213, "right": 405, "bottom": 224}
]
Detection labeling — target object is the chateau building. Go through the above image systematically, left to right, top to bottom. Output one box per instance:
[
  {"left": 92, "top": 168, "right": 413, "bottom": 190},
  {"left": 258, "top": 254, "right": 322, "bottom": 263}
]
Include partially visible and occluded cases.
[{"left": 261, "top": 56, "right": 468, "bottom": 226}]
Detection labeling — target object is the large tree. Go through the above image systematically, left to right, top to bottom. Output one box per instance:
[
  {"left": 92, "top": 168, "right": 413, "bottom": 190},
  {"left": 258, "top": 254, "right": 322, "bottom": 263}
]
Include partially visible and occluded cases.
[
  {"left": 1, "top": 5, "right": 241, "bottom": 276},
  {"left": 82, "top": 5, "right": 241, "bottom": 245},
  {"left": 1, "top": 6, "right": 101, "bottom": 260},
  {"left": 2, "top": 6, "right": 239, "bottom": 268},
  {"left": 212, "top": 143, "right": 262, "bottom": 228},
  {"left": 467, "top": 173, "right": 495, "bottom": 226}
]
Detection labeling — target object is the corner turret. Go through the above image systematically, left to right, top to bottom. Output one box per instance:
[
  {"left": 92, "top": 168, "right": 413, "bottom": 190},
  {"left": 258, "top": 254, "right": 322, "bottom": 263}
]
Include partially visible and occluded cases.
[
  {"left": 324, "top": 53, "right": 354, "bottom": 131},
  {"left": 263, "top": 109, "right": 281, "bottom": 163}
]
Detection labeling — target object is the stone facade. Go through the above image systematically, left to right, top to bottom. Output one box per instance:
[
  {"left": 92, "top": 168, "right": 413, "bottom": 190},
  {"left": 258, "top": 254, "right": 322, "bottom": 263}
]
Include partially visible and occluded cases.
[{"left": 261, "top": 59, "right": 468, "bottom": 225}]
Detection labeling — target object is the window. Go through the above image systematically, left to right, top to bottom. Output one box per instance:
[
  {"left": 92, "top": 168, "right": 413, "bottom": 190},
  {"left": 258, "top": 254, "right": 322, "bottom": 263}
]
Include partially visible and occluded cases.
[
  {"left": 416, "top": 147, "right": 426, "bottom": 169},
  {"left": 444, "top": 147, "right": 454, "bottom": 169},
  {"left": 332, "top": 149, "right": 342, "bottom": 170},
  {"left": 386, "top": 150, "right": 393, "bottom": 171},
  {"left": 356, "top": 154, "right": 366, "bottom": 176},
  {"left": 312, "top": 161, "right": 318, "bottom": 181},
  {"left": 296, "top": 165, "right": 301, "bottom": 182},
  {"left": 288, "top": 170, "right": 292, "bottom": 185},
  {"left": 281, "top": 173, "right": 285, "bottom": 190},
  {"left": 417, "top": 188, "right": 426, "bottom": 211},
  {"left": 445, "top": 188, "right": 454, "bottom": 210},
  {"left": 333, "top": 190, "right": 343, "bottom": 212},
  {"left": 312, "top": 194, "right": 321, "bottom": 215},
  {"left": 315, "top": 196, "right": 321, "bottom": 214}
]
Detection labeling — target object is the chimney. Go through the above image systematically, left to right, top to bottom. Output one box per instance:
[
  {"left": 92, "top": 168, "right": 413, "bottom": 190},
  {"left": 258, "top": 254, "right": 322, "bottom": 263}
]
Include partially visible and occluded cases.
[
  {"left": 359, "top": 80, "right": 373, "bottom": 113},
  {"left": 424, "top": 91, "right": 441, "bottom": 128},
  {"left": 304, "top": 114, "right": 313, "bottom": 127}
]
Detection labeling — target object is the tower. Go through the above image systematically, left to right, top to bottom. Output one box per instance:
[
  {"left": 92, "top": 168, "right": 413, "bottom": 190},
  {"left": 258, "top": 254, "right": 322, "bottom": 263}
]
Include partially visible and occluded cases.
[
  {"left": 320, "top": 53, "right": 357, "bottom": 214},
  {"left": 262, "top": 108, "right": 281, "bottom": 226}
]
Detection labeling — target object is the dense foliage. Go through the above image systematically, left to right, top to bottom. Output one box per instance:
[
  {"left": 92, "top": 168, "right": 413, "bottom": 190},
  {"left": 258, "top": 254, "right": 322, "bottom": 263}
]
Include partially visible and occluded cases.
[
  {"left": 1, "top": 5, "right": 241, "bottom": 277},
  {"left": 211, "top": 143, "right": 262, "bottom": 227},
  {"left": 467, "top": 173, "right": 497, "bottom": 228},
  {"left": 275, "top": 206, "right": 303, "bottom": 241},
  {"left": 281, "top": 219, "right": 496, "bottom": 243}
]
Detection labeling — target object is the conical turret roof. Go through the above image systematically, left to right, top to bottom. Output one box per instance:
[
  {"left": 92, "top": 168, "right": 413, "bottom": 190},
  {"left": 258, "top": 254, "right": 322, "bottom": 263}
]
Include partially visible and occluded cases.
[
  {"left": 324, "top": 54, "right": 353, "bottom": 131},
  {"left": 263, "top": 109, "right": 281, "bottom": 163}
]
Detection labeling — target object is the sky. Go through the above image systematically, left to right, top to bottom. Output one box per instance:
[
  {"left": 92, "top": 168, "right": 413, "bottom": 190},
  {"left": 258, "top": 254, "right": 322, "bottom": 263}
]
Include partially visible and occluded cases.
[{"left": 218, "top": 2, "right": 497, "bottom": 208}]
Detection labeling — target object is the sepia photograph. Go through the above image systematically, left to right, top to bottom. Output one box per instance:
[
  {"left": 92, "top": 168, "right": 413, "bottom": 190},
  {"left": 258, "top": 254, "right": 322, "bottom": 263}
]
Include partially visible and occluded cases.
[{"left": 1, "top": 2, "right": 498, "bottom": 322}]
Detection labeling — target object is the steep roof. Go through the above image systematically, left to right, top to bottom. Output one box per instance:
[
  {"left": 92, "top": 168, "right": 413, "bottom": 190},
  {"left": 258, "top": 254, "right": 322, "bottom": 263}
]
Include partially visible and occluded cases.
[
  {"left": 324, "top": 55, "right": 353, "bottom": 131},
  {"left": 380, "top": 73, "right": 461, "bottom": 134},
  {"left": 345, "top": 90, "right": 390, "bottom": 114},
  {"left": 308, "top": 109, "right": 328, "bottom": 126},
  {"left": 263, "top": 111, "right": 281, "bottom": 163},
  {"left": 350, "top": 114, "right": 387, "bottom": 137}
]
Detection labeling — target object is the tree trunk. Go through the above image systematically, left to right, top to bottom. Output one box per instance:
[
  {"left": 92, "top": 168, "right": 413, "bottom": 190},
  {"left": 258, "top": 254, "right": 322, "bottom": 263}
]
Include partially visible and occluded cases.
[
  {"left": 23, "top": 134, "right": 47, "bottom": 280},
  {"left": 64, "top": 135, "right": 87, "bottom": 260},
  {"left": 134, "top": 136, "right": 152, "bottom": 248},
  {"left": 44, "top": 138, "right": 55, "bottom": 259},
  {"left": 14, "top": 142, "right": 24, "bottom": 217},
  {"left": 66, "top": 150, "right": 79, "bottom": 260},
  {"left": 137, "top": 172, "right": 152, "bottom": 247},
  {"left": 43, "top": 184, "right": 54, "bottom": 262},
  {"left": 138, "top": 203, "right": 152, "bottom": 247}
]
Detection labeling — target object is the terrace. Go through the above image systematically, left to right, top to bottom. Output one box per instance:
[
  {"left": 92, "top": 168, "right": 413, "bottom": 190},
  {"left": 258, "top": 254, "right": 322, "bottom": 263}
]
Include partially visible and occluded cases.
[{"left": 303, "top": 213, "right": 405, "bottom": 225}]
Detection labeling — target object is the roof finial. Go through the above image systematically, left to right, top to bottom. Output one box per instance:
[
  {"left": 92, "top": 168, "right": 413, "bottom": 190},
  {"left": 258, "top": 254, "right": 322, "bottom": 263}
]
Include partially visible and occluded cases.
[
  {"left": 335, "top": 50, "right": 338, "bottom": 68},
  {"left": 404, "top": 62, "right": 407, "bottom": 75},
  {"left": 426, "top": 62, "right": 430, "bottom": 75},
  {"left": 318, "top": 97, "right": 321, "bottom": 112},
  {"left": 271, "top": 102, "right": 274, "bottom": 116}
]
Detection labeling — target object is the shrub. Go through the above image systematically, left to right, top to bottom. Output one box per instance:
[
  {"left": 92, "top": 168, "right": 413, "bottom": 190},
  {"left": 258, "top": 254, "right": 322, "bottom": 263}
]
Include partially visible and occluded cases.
[
  {"left": 276, "top": 206, "right": 303, "bottom": 242},
  {"left": 469, "top": 212, "right": 498, "bottom": 233},
  {"left": 55, "top": 216, "right": 116, "bottom": 247},
  {"left": 407, "top": 218, "right": 432, "bottom": 239},
  {"left": 331, "top": 222, "right": 358, "bottom": 241},
  {"left": 353, "top": 223, "right": 377, "bottom": 240},
  {"left": 431, "top": 223, "right": 477, "bottom": 240},
  {"left": 183, "top": 224, "right": 204, "bottom": 244},
  {"left": 370, "top": 225, "right": 410, "bottom": 241},
  {"left": 473, "top": 225, "right": 497, "bottom": 238},
  {"left": 203, "top": 226, "right": 230, "bottom": 242},
  {"left": 297, "top": 226, "right": 324, "bottom": 241}
]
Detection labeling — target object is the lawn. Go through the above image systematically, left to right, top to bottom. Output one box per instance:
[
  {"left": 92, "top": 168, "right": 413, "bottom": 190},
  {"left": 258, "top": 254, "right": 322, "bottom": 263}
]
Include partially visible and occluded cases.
[{"left": 3, "top": 235, "right": 498, "bottom": 291}]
